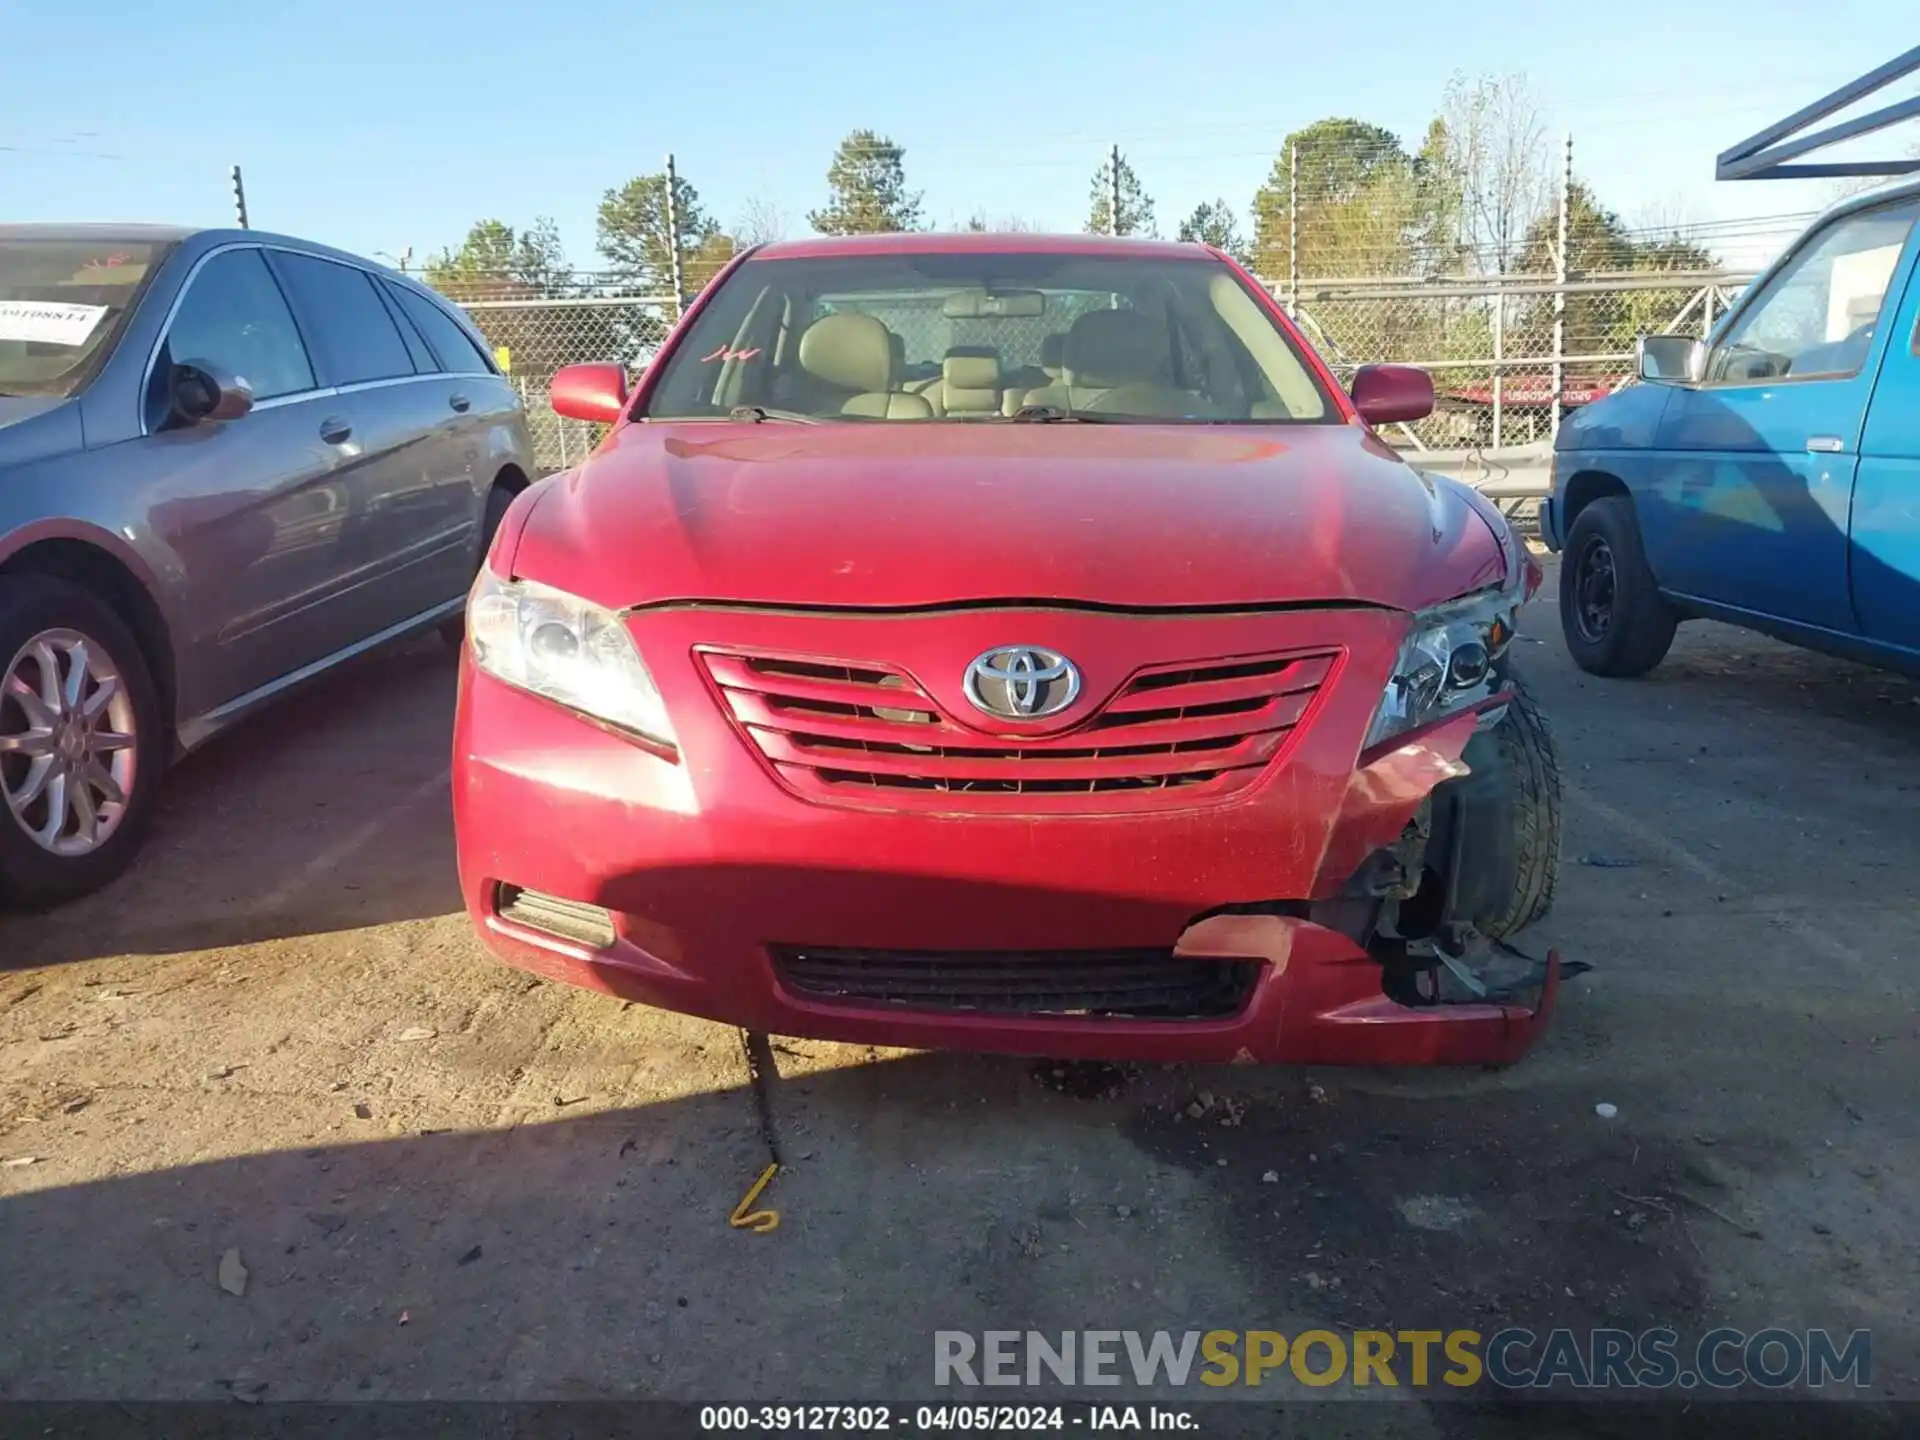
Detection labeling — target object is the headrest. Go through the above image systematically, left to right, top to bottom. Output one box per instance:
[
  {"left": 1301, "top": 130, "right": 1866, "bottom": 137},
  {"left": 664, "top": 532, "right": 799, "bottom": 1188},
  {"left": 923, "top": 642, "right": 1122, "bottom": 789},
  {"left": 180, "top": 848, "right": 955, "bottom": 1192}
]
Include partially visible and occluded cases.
[
  {"left": 1062, "top": 309, "right": 1167, "bottom": 389},
  {"left": 798, "top": 312, "right": 896, "bottom": 394},
  {"left": 1038, "top": 333, "right": 1066, "bottom": 372},
  {"left": 943, "top": 352, "right": 1000, "bottom": 392}
]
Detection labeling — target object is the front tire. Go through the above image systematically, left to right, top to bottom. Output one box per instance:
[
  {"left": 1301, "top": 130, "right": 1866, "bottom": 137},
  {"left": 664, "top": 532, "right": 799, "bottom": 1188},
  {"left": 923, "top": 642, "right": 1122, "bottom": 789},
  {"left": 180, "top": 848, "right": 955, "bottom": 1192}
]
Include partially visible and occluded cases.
[
  {"left": 1559, "top": 495, "right": 1677, "bottom": 678},
  {"left": 0, "top": 576, "right": 164, "bottom": 909},
  {"left": 1479, "top": 675, "right": 1562, "bottom": 938}
]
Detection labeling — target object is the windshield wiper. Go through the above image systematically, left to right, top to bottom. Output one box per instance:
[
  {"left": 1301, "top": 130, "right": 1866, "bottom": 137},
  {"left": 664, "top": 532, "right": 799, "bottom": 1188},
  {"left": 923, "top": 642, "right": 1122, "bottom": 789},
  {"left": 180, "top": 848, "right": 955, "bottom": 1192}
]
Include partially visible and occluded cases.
[
  {"left": 1008, "top": 404, "right": 1129, "bottom": 423},
  {"left": 727, "top": 405, "right": 821, "bottom": 424}
]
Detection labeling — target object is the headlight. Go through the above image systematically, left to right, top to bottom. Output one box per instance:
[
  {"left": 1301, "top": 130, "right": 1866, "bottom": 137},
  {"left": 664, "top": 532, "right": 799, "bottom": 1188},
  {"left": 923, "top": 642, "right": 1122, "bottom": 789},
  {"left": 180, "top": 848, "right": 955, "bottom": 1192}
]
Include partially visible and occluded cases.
[
  {"left": 467, "top": 570, "right": 676, "bottom": 749},
  {"left": 1365, "top": 584, "right": 1522, "bottom": 749}
]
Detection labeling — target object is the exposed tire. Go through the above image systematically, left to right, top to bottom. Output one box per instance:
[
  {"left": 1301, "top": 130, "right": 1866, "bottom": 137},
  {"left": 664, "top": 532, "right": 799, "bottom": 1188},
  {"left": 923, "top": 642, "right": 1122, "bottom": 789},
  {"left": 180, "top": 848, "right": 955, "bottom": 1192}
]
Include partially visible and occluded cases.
[
  {"left": 440, "top": 483, "right": 519, "bottom": 648},
  {"left": 1559, "top": 494, "right": 1677, "bottom": 678},
  {"left": 0, "top": 576, "right": 165, "bottom": 909},
  {"left": 1479, "top": 672, "right": 1561, "bottom": 938}
]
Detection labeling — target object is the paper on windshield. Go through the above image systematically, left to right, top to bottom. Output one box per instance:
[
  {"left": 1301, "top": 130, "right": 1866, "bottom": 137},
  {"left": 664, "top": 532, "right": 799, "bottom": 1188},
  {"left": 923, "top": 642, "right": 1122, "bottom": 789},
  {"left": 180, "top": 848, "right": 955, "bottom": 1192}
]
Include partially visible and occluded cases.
[{"left": 0, "top": 300, "right": 110, "bottom": 347}]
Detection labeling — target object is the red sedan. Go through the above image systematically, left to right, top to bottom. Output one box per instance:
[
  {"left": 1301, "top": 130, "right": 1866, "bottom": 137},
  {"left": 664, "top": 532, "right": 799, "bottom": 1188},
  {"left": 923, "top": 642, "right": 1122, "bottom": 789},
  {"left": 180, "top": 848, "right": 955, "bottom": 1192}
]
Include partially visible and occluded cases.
[{"left": 452, "top": 233, "right": 1564, "bottom": 1068}]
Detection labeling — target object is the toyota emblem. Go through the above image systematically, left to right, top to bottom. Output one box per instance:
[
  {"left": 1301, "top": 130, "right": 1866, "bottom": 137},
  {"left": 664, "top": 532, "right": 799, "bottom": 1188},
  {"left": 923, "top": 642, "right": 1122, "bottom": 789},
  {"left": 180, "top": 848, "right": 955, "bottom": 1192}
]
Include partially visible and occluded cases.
[{"left": 963, "top": 646, "right": 1081, "bottom": 720}]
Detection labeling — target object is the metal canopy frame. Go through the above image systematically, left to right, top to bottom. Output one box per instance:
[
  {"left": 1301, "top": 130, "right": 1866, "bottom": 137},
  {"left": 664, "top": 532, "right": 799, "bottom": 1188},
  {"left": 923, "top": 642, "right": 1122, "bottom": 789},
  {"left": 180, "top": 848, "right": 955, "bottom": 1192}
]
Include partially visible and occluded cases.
[{"left": 1717, "top": 46, "right": 1920, "bottom": 181}]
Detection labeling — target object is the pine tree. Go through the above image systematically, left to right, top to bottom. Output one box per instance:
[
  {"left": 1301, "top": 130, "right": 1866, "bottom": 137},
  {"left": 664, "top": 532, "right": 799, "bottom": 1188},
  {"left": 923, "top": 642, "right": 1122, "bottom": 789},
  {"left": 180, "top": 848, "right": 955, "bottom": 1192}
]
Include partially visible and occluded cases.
[
  {"left": 809, "top": 131, "right": 924, "bottom": 235},
  {"left": 1086, "top": 152, "right": 1156, "bottom": 237},
  {"left": 596, "top": 171, "right": 721, "bottom": 295},
  {"left": 1177, "top": 200, "right": 1249, "bottom": 263}
]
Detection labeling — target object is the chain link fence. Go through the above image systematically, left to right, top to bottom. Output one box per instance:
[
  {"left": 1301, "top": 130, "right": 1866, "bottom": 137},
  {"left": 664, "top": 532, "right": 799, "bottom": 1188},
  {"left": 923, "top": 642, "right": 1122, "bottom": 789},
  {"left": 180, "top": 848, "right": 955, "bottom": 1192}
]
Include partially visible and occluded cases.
[
  {"left": 424, "top": 268, "right": 1754, "bottom": 470},
  {"left": 1283, "top": 271, "right": 1753, "bottom": 449},
  {"left": 445, "top": 288, "right": 677, "bottom": 472}
]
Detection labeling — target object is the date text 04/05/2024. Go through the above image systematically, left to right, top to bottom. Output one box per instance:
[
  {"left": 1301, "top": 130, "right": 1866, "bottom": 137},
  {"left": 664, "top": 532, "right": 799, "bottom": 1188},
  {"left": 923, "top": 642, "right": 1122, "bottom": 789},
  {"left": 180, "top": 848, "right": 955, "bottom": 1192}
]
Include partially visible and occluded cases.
[{"left": 697, "top": 1404, "right": 1195, "bottom": 1431}]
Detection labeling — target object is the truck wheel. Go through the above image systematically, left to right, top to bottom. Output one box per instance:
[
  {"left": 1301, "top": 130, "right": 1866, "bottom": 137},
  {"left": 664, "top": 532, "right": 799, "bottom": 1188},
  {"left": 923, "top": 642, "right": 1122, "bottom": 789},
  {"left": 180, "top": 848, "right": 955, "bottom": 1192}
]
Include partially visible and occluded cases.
[
  {"left": 1560, "top": 495, "right": 1676, "bottom": 677},
  {"left": 0, "top": 576, "right": 164, "bottom": 909},
  {"left": 1479, "top": 674, "right": 1561, "bottom": 938}
]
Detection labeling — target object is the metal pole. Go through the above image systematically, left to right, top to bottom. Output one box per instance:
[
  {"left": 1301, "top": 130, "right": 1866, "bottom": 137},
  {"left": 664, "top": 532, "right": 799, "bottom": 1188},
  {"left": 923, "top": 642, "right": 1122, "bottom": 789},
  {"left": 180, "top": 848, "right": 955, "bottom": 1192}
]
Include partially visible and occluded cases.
[
  {"left": 1550, "top": 132, "right": 1572, "bottom": 441},
  {"left": 1287, "top": 142, "right": 1299, "bottom": 319},
  {"left": 1109, "top": 144, "right": 1122, "bottom": 235},
  {"left": 664, "top": 152, "right": 687, "bottom": 317},
  {"left": 230, "top": 165, "right": 249, "bottom": 229},
  {"left": 1702, "top": 287, "right": 1715, "bottom": 339},
  {"left": 1491, "top": 291, "right": 1505, "bottom": 449}
]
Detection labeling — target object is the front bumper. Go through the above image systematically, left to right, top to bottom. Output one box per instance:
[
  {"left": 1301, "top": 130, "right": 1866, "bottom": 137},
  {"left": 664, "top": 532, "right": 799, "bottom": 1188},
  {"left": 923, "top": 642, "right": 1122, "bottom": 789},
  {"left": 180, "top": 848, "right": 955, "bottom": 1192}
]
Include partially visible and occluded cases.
[
  {"left": 1539, "top": 493, "right": 1564, "bottom": 552},
  {"left": 453, "top": 605, "right": 1556, "bottom": 1067}
]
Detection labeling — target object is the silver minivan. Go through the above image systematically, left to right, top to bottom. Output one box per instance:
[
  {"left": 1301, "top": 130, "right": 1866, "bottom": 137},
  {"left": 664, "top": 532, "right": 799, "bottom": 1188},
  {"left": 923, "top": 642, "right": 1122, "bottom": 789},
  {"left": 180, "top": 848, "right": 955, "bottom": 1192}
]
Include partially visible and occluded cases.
[{"left": 0, "top": 224, "right": 536, "bottom": 907}]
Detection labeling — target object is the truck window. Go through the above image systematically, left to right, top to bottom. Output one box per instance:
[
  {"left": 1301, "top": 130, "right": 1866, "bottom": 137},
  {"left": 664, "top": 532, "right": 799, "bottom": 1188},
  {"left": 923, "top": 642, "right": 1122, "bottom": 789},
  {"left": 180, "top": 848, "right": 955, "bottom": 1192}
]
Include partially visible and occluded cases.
[{"left": 1707, "top": 199, "right": 1919, "bottom": 384}]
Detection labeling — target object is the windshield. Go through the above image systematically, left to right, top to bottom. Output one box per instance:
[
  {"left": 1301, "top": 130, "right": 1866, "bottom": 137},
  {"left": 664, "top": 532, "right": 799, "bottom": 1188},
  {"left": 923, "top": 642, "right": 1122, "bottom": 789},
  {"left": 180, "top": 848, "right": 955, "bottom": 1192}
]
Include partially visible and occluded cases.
[
  {"left": 0, "top": 238, "right": 171, "bottom": 399},
  {"left": 640, "top": 251, "right": 1336, "bottom": 424}
]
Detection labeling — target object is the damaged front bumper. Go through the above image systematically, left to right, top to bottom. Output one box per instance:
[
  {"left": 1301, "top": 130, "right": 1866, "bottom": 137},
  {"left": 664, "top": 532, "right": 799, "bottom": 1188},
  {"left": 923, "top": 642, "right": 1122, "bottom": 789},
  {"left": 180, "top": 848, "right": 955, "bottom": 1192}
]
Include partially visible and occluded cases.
[
  {"left": 455, "top": 604, "right": 1566, "bottom": 1070},
  {"left": 1177, "top": 701, "right": 1564, "bottom": 1068}
]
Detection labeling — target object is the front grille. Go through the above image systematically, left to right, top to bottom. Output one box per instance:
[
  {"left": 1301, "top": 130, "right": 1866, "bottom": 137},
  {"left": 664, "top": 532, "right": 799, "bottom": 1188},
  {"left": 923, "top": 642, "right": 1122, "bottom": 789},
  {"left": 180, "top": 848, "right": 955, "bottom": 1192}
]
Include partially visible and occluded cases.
[
  {"left": 700, "top": 647, "right": 1336, "bottom": 811},
  {"left": 773, "top": 946, "right": 1260, "bottom": 1019}
]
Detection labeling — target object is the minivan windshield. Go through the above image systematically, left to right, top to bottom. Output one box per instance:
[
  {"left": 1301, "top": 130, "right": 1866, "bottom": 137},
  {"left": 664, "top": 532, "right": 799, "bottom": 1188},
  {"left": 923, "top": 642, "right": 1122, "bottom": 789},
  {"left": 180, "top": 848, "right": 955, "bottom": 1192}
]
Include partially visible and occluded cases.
[
  {"left": 0, "top": 238, "right": 171, "bottom": 399},
  {"left": 640, "top": 251, "right": 1336, "bottom": 424}
]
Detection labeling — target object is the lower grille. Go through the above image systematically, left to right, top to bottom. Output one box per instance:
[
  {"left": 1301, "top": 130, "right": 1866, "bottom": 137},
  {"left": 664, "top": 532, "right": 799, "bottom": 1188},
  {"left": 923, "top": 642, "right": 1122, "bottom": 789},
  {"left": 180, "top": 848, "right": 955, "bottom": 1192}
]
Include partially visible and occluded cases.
[{"left": 773, "top": 946, "right": 1260, "bottom": 1019}]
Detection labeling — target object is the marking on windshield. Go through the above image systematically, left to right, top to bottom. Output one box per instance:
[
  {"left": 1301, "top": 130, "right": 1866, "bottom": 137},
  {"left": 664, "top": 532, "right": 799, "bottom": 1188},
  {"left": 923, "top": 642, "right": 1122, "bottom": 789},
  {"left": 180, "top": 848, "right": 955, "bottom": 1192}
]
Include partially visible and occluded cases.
[{"left": 701, "top": 346, "right": 762, "bottom": 363}]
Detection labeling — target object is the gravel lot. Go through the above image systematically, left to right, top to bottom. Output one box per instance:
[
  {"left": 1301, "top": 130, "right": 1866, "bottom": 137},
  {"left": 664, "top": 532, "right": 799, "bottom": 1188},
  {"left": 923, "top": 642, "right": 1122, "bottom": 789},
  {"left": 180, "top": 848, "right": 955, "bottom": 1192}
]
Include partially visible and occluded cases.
[{"left": 3, "top": 561, "right": 1918, "bottom": 1433}]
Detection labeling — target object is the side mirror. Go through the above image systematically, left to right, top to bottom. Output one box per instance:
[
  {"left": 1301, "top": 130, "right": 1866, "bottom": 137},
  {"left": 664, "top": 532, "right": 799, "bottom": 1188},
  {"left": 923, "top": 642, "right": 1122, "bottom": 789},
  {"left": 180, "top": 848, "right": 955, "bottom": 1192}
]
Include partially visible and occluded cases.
[
  {"left": 1637, "top": 334, "right": 1705, "bottom": 384},
  {"left": 170, "top": 360, "right": 253, "bottom": 424},
  {"left": 550, "top": 363, "right": 630, "bottom": 423},
  {"left": 1349, "top": 364, "right": 1435, "bottom": 425}
]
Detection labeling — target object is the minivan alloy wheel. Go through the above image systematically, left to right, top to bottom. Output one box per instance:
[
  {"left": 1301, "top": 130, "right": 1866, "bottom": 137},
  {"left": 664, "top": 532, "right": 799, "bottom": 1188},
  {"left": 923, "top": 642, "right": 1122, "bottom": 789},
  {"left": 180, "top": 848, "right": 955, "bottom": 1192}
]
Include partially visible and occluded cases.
[{"left": 0, "top": 628, "right": 139, "bottom": 857}]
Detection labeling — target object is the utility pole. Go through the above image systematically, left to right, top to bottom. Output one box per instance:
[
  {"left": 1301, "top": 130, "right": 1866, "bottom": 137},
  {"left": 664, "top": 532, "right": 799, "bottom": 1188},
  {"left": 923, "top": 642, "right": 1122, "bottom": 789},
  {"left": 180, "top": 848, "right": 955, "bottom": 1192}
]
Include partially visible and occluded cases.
[
  {"left": 1550, "top": 132, "right": 1572, "bottom": 441},
  {"left": 1287, "top": 141, "right": 1299, "bottom": 320},
  {"left": 1108, "top": 143, "right": 1122, "bottom": 236},
  {"left": 664, "top": 152, "right": 686, "bottom": 316},
  {"left": 230, "top": 165, "right": 249, "bottom": 229}
]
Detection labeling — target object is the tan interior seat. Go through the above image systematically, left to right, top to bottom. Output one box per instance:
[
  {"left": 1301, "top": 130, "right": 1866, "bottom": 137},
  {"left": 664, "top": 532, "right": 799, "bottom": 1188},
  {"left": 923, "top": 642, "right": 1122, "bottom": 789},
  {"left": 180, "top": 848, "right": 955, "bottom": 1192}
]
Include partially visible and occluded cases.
[
  {"left": 1020, "top": 309, "right": 1194, "bottom": 416},
  {"left": 795, "top": 313, "right": 932, "bottom": 419},
  {"left": 998, "top": 333, "right": 1061, "bottom": 414},
  {"left": 906, "top": 345, "right": 1004, "bottom": 418},
  {"left": 936, "top": 350, "right": 1003, "bottom": 418}
]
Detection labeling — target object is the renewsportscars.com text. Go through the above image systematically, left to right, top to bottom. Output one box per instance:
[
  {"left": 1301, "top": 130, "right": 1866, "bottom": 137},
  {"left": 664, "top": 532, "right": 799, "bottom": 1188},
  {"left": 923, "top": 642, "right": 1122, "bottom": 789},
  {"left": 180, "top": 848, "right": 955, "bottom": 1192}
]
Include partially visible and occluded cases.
[{"left": 933, "top": 1327, "right": 1871, "bottom": 1391}]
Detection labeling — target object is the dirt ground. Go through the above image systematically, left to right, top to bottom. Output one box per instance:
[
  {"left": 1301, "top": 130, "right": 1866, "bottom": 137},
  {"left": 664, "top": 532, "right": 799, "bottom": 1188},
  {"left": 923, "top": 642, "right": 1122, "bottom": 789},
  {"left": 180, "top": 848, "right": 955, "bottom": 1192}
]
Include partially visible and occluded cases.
[{"left": 3, "top": 560, "right": 1918, "bottom": 1433}]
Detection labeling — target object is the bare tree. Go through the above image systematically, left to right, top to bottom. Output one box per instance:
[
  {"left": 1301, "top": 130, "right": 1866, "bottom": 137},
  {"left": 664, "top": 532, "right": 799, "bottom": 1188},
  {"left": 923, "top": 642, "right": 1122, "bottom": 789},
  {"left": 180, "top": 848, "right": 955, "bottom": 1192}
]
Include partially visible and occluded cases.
[
  {"left": 1435, "top": 72, "right": 1552, "bottom": 276},
  {"left": 735, "top": 195, "right": 791, "bottom": 247},
  {"left": 958, "top": 210, "right": 1043, "bottom": 232}
]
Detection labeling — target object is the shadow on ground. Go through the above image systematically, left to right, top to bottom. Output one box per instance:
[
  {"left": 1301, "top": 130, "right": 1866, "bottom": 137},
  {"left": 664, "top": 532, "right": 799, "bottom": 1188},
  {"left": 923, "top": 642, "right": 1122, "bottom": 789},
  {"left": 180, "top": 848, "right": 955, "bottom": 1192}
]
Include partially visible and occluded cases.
[{"left": 8, "top": 1030, "right": 1884, "bottom": 1433}]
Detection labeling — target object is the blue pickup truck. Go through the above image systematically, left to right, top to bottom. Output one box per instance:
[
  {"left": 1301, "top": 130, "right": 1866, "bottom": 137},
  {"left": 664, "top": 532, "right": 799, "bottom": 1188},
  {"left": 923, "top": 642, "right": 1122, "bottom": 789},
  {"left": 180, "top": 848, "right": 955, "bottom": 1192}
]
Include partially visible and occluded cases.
[{"left": 1543, "top": 179, "right": 1920, "bottom": 678}]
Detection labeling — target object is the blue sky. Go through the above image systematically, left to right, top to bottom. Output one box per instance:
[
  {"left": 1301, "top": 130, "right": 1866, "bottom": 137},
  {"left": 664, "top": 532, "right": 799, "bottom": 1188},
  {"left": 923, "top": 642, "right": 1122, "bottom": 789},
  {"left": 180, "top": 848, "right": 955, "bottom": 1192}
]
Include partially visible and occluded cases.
[{"left": 1, "top": 0, "right": 1910, "bottom": 273}]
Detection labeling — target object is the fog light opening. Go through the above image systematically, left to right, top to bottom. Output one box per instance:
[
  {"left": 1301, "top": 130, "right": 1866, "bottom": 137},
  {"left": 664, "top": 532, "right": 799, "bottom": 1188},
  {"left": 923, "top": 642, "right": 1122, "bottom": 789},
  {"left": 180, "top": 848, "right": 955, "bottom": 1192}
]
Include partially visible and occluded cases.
[{"left": 494, "top": 883, "right": 617, "bottom": 949}]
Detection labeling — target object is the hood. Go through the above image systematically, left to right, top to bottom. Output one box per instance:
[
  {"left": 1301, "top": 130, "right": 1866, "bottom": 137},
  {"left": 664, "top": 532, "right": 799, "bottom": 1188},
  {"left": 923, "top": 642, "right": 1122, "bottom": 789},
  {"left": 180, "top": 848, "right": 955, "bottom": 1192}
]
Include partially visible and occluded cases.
[
  {"left": 0, "top": 396, "right": 82, "bottom": 469},
  {"left": 507, "top": 421, "right": 1508, "bottom": 614}
]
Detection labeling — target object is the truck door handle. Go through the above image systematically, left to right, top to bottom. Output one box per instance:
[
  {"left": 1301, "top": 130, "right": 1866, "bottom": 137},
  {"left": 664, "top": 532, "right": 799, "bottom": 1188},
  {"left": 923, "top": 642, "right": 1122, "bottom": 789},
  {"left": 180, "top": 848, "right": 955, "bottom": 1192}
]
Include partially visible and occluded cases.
[
  {"left": 449, "top": 393, "right": 471, "bottom": 413},
  {"left": 319, "top": 417, "right": 353, "bottom": 445},
  {"left": 1806, "top": 435, "right": 1844, "bottom": 454}
]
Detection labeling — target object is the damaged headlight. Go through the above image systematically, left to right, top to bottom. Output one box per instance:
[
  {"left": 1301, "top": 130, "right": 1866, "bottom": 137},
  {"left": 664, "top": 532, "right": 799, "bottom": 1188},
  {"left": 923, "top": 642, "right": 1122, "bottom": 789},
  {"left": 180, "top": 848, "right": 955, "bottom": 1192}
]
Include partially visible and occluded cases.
[
  {"left": 468, "top": 570, "right": 677, "bottom": 750},
  {"left": 1364, "top": 584, "right": 1522, "bottom": 749}
]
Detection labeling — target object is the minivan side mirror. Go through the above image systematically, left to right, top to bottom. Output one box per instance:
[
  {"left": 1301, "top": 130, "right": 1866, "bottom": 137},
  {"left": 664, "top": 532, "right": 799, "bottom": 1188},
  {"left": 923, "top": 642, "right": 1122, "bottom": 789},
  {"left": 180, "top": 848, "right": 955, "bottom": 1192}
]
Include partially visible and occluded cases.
[
  {"left": 1637, "top": 334, "right": 1705, "bottom": 384},
  {"left": 170, "top": 360, "right": 254, "bottom": 424},
  {"left": 550, "top": 363, "right": 630, "bottom": 423},
  {"left": 1349, "top": 364, "right": 1435, "bottom": 425}
]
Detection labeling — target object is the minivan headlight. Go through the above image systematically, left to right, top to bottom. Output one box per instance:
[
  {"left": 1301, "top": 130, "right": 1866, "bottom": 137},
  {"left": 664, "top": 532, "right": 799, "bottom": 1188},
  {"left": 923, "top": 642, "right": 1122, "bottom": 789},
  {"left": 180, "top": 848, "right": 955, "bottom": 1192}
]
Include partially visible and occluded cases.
[
  {"left": 467, "top": 570, "right": 676, "bottom": 749},
  {"left": 1365, "top": 585, "right": 1522, "bottom": 748}
]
